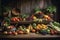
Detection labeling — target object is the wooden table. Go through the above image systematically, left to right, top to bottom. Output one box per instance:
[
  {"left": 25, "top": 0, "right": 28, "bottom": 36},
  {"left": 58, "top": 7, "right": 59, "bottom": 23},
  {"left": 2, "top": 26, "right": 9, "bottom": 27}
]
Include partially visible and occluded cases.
[{"left": 0, "top": 33, "right": 60, "bottom": 38}]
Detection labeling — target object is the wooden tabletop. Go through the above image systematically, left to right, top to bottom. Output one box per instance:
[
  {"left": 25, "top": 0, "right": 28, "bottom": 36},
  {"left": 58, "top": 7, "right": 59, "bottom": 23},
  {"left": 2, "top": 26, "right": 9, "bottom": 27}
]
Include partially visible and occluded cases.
[{"left": 0, "top": 33, "right": 60, "bottom": 38}]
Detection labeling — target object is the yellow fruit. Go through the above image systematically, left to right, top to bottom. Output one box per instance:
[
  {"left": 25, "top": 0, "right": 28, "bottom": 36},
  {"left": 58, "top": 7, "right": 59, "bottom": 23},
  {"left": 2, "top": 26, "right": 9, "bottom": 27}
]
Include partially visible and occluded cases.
[
  {"left": 44, "top": 15, "right": 49, "bottom": 18},
  {"left": 44, "top": 15, "right": 52, "bottom": 20},
  {"left": 33, "top": 16, "right": 37, "bottom": 20},
  {"left": 39, "top": 19, "right": 43, "bottom": 22},
  {"left": 36, "top": 24, "right": 42, "bottom": 30},
  {"left": 37, "top": 24, "right": 42, "bottom": 29},
  {"left": 41, "top": 24, "right": 48, "bottom": 29},
  {"left": 42, "top": 24, "right": 47, "bottom": 27},
  {"left": 28, "top": 25, "right": 33, "bottom": 30},
  {"left": 36, "top": 26, "right": 40, "bottom": 30},
  {"left": 26, "top": 29, "right": 30, "bottom": 33},
  {"left": 4, "top": 31, "right": 8, "bottom": 34}
]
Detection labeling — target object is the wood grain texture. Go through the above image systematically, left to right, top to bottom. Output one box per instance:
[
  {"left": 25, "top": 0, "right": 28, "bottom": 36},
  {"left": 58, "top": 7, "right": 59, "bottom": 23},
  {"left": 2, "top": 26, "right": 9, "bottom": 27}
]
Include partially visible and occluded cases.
[
  {"left": 2, "top": 0, "right": 51, "bottom": 14},
  {"left": 17, "top": 0, "right": 51, "bottom": 14},
  {"left": 0, "top": 33, "right": 60, "bottom": 38}
]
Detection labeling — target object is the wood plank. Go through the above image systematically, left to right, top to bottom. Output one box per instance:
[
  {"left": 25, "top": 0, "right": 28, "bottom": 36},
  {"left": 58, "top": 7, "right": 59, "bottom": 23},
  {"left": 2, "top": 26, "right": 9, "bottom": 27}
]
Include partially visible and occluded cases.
[{"left": 0, "top": 33, "right": 60, "bottom": 38}]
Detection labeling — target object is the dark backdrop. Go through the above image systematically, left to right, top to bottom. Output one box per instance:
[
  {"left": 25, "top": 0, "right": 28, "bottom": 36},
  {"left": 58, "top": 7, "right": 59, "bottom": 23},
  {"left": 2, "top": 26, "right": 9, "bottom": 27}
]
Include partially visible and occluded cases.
[{"left": 51, "top": 0, "right": 60, "bottom": 22}]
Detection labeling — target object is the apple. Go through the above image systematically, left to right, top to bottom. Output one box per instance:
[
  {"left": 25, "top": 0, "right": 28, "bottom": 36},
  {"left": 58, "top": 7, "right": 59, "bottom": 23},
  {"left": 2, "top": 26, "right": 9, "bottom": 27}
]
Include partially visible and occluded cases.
[
  {"left": 31, "top": 29, "right": 36, "bottom": 33},
  {"left": 50, "top": 29, "right": 55, "bottom": 35},
  {"left": 54, "top": 30, "right": 58, "bottom": 34},
  {"left": 8, "top": 31, "right": 12, "bottom": 35},
  {"left": 13, "top": 31, "right": 18, "bottom": 35},
  {"left": 18, "top": 31, "right": 24, "bottom": 34},
  {"left": 14, "top": 32, "right": 18, "bottom": 35}
]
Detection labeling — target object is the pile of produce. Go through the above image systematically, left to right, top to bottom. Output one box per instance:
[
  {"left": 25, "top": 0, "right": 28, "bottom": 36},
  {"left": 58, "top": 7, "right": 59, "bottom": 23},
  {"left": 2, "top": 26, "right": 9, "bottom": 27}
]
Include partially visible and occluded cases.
[
  {"left": 1, "top": 6, "right": 60, "bottom": 35},
  {"left": 2, "top": 23, "right": 60, "bottom": 35}
]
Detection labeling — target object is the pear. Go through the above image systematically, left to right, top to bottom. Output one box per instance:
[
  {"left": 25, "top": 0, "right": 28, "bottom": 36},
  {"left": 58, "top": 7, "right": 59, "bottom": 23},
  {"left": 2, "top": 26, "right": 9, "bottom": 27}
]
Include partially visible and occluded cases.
[
  {"left": 28, "top": 24, "right": 33, "bottom": 31},
  {"left": 26, "top": 29, "right": 30, "bottom": 34}
]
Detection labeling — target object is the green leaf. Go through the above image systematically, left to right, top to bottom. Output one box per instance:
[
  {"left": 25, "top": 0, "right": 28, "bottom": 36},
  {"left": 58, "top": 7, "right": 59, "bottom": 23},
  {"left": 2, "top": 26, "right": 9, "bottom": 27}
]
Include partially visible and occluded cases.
[{"left": 46, "top": 5, "right": 56, "bottom": 13}]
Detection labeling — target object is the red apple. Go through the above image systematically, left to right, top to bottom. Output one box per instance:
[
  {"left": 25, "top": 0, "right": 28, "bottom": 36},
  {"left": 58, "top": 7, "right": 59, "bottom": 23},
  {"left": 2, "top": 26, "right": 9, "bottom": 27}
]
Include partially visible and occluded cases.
[
  {"left": 31, "top": 29, "right": 36, "bottom": 33},
  {"left": 50, "top": 29, "right": 55, "bottom": 35},
  {"left": 54, "top": 30, "right": 58, "bottom": 34},
  {"left": 8, "top": 31, "right": 12, "bottom": 35},
  {"left": 13, "top": 31, "right": 18, "bottom": 35},
  {"left": 18, "top": 31, "right": 24, "bottom": 34}
]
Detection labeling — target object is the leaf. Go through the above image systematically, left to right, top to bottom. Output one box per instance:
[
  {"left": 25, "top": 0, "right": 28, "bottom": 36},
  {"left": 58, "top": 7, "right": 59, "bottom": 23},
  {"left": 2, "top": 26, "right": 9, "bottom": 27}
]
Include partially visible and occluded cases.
[{"left": 46, "top": 5, "right": 56, "bottom": 13}]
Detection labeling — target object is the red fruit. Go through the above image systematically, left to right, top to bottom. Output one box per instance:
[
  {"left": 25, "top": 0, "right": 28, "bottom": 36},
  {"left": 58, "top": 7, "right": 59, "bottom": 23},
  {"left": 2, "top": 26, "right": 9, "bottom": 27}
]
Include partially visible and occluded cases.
[
  {"left": 11, "top": 17, "right": 17, "bottom": 22},
  {"left": 19, "top": 18, "right": 22, "bottom": 21},
  {"left": 17, "top": 19, "right": 20, "bottom": 22},
  {"left": 8, "top": 26, "right": 14, "bottom": 29},
  {"left": 10, "top": 26, "right": 14, "bottom": 29},
  {"left": 31, "top": 29, "right": 36, "bottom": 33},
  {"left": 50, "top": 29, "right": 55, "bottom": 35},
  {"left": 54, "top": 30, "right": 58, "bottom": 34},
  {"left": 13, "top": 31, "right": 18, "bottom": 35},
  {"left": 18, "top": 31, "right": 24, "bottom": 34},
  {"left": 51, "top": 31, "right": 54, "bottom": 35},
  {"left": 8, "top": 32, "right": 12, "bottom": 35},
  {"left": 14, "top": 32, "right": 18, "bottom": 35}
]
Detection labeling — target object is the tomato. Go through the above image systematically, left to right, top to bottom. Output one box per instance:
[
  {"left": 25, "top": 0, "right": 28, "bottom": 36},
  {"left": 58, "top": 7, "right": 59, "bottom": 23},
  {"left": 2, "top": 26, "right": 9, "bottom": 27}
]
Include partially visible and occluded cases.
[
  {"left": 11, "top": 18, "right": 16, "bottom": 22},
  {"left": 31, "top": 29, "right": 36, "bottom": 33},
  {"left": 50, "top": 29, "right": 55, "bottom": 35},
  {"left": 54, "top": 30, "right": 58, "bottom": 34},
  {"left": 8, "top": 31, "right": 12, "bottom": 35},
  {"left": 13, "top": 31, "right": 18, "bottom": 35},
  {"left": 18, "top": 31, "right": 24, "bottom": 34},
  {"left": 14, "top": 32, "right": 18, "bottom": 35}
]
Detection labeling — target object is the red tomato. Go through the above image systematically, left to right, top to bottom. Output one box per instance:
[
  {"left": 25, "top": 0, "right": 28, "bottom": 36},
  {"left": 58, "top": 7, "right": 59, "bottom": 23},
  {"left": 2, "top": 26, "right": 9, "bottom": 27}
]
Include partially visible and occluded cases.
[
  {"left": 31, "top": 29, "right": 36, "bottom": 33},
  {"left": 50, "top": 29, "right": 55, "bottom": 35},
  {"left": 54, "top": 30, "right": 58, "bottom": 34},
  {"left": 13, "top": 31, "right": 18, "bottom": 35},
  {"left": 18, "top": 31, "right": 24, "bottom": 34},
  {"left": 8, "top": 32, "right": 12, "bottom": 35}
]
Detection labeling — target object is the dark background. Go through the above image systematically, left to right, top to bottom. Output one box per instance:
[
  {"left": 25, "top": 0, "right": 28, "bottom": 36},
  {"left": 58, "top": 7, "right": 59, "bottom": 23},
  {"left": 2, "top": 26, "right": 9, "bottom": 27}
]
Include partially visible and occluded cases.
[{"left": 52, "top": 0, "right": 60, "bottom": 23}]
